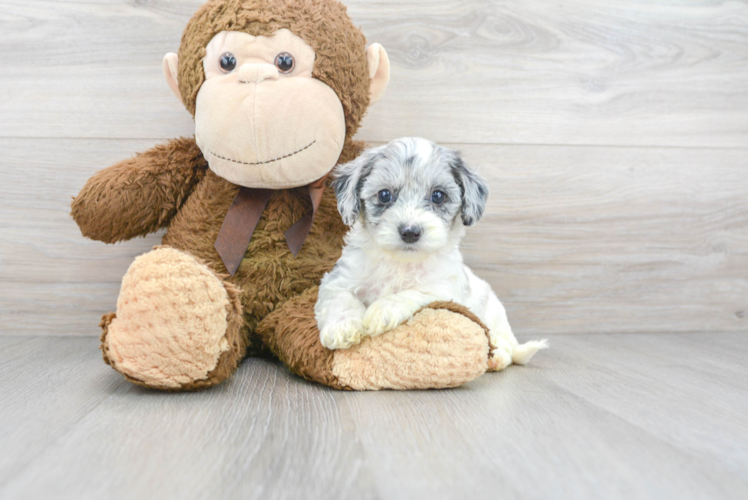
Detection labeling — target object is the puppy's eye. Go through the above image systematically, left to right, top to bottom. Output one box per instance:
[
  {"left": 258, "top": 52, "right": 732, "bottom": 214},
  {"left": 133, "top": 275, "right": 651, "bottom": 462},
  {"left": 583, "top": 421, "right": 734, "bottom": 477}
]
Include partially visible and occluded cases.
[
  {"left": 219, "top": 52, "right": 237, "bottom": 73},
  {"left": 275, "top": 52, "right": 295, "bottom": 73},
  {"left": 377, "top": 190, "right": 392, "bottom": 204},
  {"left": 431, "top": 190, "right": 446, "bottom": 205}
]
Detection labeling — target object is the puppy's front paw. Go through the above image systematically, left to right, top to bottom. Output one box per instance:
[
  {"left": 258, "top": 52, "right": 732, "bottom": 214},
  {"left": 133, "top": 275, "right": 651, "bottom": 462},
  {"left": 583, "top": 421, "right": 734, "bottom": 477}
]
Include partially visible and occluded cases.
[
  {"left": 362, "top": 298, "right": 417, "bottom": 336},
  {"left": 320, "top": 317, "right": 364, "bottom": 350}
]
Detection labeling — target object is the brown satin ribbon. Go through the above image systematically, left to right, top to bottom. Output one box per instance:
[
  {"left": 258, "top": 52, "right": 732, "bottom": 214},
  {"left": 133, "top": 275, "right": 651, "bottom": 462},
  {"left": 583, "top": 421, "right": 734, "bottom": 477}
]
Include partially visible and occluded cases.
[
  {"left": 285, "top": 175, "right": 327, "bottom": 257},
  {"left": 214, "top": 177, "right": 328, "bottom": 276},
  {"left": 214, "top": 187, "right": 273, "bottom": 276}
]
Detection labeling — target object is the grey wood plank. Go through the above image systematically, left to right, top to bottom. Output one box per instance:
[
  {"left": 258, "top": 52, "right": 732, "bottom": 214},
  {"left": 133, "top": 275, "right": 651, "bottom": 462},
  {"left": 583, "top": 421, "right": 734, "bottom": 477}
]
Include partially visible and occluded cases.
[
  {"left": 0, "top": 0, "right": 747, "bottom": 147},
  {"left": 0, "top": 138, "right": 164, "bottom": 335},
  {"left": 2, "top": 138, "right": 746, "bottom": 336},
  {"left": 458, "top": 144, "right": 748, "bottom": 335},
  {"left": 330, "top": 333, "right": 748, "bottom": 500},
  {"left": 547, "top": 333, "right": 748, "bottom": 475},
  {"left": 0, "top": 334, "right": 746, "bottom": 500},
  {"left": 0, "top": 337, "right": 128, "bottom": 486},
  {"left": 0, "top": 340, "right": 377, "bottom": 500},
  {"left": 337, "top": 376, "right": 746, "bottom": 500}
]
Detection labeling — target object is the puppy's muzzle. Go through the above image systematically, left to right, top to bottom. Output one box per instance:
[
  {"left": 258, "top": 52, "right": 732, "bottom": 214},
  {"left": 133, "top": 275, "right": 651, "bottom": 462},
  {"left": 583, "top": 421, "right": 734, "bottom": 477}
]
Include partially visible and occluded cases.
[{"left": 399, "top": 225, "right": 422, "bottom": 244}]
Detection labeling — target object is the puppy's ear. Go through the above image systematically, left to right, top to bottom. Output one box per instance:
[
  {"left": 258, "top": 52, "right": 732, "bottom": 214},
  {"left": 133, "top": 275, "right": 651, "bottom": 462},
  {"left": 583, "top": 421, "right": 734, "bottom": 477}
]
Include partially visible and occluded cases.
[
  {"left": 332, "top": 149, "right": 379, "bottom": 225},
  {"left": 449, "top": 152, "right": 489, "bottom": 226}
]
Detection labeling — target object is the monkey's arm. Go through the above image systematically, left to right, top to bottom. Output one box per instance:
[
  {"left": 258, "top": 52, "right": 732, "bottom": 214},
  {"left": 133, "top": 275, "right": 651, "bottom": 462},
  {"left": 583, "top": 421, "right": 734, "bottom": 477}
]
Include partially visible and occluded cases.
[{"left": 71, "top": 137, "right": 207, "bottom": 243}]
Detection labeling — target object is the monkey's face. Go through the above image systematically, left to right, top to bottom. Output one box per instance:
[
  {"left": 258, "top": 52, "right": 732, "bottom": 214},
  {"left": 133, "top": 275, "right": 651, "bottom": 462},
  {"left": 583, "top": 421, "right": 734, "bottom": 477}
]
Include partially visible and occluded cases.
[
  {"left": 163, "top": 0, "right": 390, "bottom": 190},
  {"left": 192, "top": 30, "right": 345, "bottom": 189}
]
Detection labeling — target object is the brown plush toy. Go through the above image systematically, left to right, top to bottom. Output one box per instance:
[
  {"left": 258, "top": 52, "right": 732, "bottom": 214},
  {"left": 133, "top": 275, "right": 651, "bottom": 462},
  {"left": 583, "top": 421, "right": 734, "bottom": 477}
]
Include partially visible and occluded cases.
[{"left": 71, "top": 0, "right": 493, "bottom": 391}]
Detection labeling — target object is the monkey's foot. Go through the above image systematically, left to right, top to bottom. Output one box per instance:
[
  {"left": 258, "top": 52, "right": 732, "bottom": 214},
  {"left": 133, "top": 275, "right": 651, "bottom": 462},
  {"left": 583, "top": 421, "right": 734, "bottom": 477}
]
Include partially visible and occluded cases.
[
  {"left": 100, "top": 247, "right": 244, "bottom": 390},
  {"left": 259, "top": 291, "right": 490, "bottom": 391},
  {"left": 333, "top": 302, "right": 489, "bottom": 390}
]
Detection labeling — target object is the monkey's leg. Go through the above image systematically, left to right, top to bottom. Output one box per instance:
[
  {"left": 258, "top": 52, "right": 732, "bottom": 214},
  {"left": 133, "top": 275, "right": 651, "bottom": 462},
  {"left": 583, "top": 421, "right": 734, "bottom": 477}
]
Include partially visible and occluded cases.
[
  {"left": 100, "top": 247, "right": 246, "bottom": 391},
  {"left": 257, "top": 288, "right": 490, "bottom": 390}
]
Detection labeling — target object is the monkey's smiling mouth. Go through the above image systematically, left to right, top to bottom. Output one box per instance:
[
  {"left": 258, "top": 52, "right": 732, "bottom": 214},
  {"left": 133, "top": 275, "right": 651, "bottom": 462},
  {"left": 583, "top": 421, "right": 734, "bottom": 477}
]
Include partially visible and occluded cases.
[{"left": 205, "top": 140, "right": 316, "bottom": 166}]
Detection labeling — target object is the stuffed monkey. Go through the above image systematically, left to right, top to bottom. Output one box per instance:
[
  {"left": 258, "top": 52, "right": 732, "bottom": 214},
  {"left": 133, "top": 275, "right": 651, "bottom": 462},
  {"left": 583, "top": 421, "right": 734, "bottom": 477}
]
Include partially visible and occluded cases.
[{"left": 72, "top": 0, "right": 491, "bottom": 391}]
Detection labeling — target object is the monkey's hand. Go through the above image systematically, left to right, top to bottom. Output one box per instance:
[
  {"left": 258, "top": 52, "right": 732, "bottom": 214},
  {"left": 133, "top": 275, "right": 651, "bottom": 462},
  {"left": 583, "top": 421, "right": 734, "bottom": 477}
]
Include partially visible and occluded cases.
[{"left": 71, "top": 137, "right": 206, "bottom": 243}]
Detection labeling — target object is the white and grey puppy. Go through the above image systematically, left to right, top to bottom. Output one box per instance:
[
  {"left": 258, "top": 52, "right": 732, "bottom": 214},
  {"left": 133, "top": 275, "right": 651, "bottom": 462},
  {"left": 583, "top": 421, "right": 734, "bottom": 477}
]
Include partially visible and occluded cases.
[{"left": 315, "top": 137, "right": 547, "bottom": 370}]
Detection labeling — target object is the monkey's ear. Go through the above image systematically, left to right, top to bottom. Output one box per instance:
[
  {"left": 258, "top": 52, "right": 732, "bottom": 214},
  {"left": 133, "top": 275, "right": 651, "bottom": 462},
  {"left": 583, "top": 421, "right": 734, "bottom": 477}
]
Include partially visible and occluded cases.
[
  {"left": 366, "top": 43, "right": 390, "bottom": 105},
  {"left": 162, "top": 53, "right": 182, "bottom": 102},
  {"left": 332, "top": 149, "right": 380, "bottom": 225},
  {"left": 448, "top": 152, "right": 489, "bottom": 226}
]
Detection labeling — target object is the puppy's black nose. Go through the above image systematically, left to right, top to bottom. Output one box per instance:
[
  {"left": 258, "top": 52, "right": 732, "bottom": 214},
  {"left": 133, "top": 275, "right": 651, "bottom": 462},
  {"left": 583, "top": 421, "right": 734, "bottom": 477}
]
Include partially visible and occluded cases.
[{"left": 399, "top": 225, "right": 421, "bottom": 244}]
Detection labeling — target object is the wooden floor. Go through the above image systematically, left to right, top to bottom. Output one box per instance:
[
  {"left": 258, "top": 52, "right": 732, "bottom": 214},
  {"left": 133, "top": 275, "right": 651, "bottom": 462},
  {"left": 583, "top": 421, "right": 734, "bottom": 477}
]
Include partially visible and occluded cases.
[{"left": 0, "top": 333, "right": 746, "bottom": 500}]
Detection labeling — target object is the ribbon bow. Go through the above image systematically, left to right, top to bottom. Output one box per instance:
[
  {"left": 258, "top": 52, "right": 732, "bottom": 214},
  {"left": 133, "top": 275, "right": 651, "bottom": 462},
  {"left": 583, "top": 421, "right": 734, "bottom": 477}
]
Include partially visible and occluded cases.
[{"left": 214, "top": 176, "right": 327, "bottom": 276}]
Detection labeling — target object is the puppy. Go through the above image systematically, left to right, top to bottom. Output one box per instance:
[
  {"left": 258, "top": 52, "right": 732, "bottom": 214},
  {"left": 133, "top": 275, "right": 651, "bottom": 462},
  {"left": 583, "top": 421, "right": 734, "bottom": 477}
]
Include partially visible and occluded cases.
[{"left": 315, "top": 138, "right": 547, "bottom": 370}]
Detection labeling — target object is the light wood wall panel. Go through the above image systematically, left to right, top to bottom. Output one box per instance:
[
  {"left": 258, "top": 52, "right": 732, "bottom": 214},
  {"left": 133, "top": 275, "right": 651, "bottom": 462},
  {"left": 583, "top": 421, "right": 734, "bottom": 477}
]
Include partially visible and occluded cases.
[
  {"left": 0, "top": 0, "right": 746, "bottom": 336},
  {"left": 0, "top": 1, "right": 746, "bottom": 146},
  {"left": 1, "top": 139, "right": 745, "bottom": 335}
]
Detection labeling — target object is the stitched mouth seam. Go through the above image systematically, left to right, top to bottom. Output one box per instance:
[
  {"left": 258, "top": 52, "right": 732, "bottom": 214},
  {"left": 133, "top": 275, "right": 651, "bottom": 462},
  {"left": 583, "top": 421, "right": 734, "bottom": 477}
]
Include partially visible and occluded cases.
[{"left": 206, "top": 140, "right": 316, "bottom": 166}]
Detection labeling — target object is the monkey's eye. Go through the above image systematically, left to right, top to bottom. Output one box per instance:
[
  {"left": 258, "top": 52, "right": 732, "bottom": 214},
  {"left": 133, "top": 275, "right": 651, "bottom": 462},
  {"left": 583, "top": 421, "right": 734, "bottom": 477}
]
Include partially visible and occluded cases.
[
  {"left": 219, "top": 52, "right": 237, "bottom": 73},
  {"left": 275, "top": 52, "right": 295, "bottom": 73},
  {"left": 377, "top": 190, "right": 392, "bottom": 204},
  {"left": 431, "top": 190, "right": 445, "bottom": 205}
]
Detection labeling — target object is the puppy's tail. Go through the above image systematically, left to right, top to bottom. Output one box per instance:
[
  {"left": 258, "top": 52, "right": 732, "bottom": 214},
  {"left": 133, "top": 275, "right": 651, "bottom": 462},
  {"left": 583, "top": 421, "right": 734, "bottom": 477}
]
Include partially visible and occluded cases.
[{"left": 512, "top": 339, "right": 549, "bottom": 365}]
